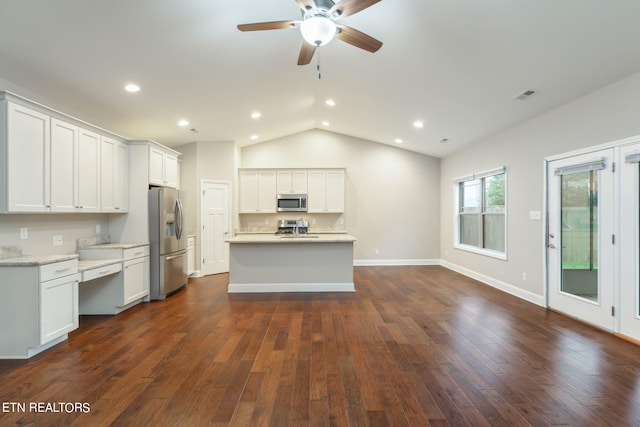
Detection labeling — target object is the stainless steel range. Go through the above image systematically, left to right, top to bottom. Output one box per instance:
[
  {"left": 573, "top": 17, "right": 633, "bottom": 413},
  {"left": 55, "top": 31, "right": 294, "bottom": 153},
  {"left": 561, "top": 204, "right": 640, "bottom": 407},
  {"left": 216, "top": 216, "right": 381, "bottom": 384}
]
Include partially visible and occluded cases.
[{"left": 275, "top": 219, "right": 309, "bottom": 236}]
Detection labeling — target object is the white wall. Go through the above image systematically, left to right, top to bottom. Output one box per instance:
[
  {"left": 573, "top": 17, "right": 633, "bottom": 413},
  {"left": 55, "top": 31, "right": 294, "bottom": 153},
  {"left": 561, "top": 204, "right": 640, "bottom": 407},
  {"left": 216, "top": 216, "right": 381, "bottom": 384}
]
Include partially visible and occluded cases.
[
  {"left": 440, "top": 71, "right": 640, "bottom": 303},
  {"left": 241, "top": 129, "right": 441, "bottom": 263},
  {"left": 176, "top": 141, "right": 239, "bottom": 274},
  {"left": 0, "top": 214, "right": 110, "bottom": 256}
]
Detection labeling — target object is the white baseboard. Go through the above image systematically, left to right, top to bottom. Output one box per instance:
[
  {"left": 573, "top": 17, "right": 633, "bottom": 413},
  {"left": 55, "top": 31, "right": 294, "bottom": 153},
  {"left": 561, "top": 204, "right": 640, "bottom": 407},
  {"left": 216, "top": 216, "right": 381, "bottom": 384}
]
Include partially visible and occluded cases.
[
  {"left": 354, "top": 259, "right": 440, "bottom": 266},
  {"left": 439, "top": 260, "right": 545, "bottom": 307},
  {"left": 228, "top": 282, "right": 355, "bottom": 293}
]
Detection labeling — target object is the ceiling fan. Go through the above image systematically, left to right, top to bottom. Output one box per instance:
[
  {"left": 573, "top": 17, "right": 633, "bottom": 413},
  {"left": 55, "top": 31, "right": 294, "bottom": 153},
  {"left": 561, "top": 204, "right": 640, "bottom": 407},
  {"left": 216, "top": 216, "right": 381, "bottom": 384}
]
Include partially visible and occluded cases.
[{"left": 237, "top": 0, "right": 383, "bottom": 65}]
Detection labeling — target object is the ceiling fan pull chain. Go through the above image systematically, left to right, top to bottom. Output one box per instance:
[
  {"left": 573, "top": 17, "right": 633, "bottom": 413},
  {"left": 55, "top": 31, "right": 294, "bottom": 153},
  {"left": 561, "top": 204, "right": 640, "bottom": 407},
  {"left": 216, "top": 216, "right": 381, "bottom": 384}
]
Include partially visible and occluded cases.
[{"left": 317, "top": 48, "right": 322, "bottom": 79}]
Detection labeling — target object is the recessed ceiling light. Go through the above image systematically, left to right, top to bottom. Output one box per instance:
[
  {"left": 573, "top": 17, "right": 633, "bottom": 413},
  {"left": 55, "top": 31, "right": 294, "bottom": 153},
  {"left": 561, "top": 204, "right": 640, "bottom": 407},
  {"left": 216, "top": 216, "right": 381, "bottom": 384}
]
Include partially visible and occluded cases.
[
  {"left": 124, "top": 83, "right": 140, "bottom": 93},
  {"left": 325, "top": 99, "right": 336, "bottom": 107},
  {"left": 251, "top": 111, "right": 261, "bottom": 119},
  {"left": 178, "top": 120, "right": 189, "bottom": 127},
  {"left": 413, "top": 120, "right": 424, "bottom": 129},
  {"left": 321, "top": 121, "right": 330, "bottom": 127},
  {"left": 250, "top": 134, "right": 259, "bottom": 140},
  {"left": 394, "top": 138, "right": 403, "bottom": 144}
]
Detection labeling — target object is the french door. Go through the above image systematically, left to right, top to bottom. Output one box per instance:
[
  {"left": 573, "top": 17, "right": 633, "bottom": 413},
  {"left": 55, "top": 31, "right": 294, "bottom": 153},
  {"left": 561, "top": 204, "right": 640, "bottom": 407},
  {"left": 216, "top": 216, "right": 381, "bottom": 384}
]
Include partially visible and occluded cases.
[
  {"left": 620, "top": 143, "right": 640, "bottom": 341},
  {"left": 547, "top": 149, "right": 615, "bottom": 331}
]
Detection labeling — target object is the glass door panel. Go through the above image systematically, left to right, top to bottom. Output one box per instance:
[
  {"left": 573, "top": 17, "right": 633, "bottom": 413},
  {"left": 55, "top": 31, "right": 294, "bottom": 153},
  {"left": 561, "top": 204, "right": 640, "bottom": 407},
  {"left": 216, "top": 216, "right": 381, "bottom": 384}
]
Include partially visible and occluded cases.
[
  {"left": 547, "top": 149, "right": 614, "bottom": 331},
  {"left": 560, "top": 171, "right": 598, "bottom": 302}
]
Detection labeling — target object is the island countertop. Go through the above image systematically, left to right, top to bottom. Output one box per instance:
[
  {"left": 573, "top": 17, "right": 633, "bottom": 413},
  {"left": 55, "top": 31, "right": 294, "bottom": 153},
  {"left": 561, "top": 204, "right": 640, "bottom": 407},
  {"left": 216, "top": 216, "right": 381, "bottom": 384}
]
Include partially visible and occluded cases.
[{"left": 227, "top": 233, "right": 356, "bottom": 244}]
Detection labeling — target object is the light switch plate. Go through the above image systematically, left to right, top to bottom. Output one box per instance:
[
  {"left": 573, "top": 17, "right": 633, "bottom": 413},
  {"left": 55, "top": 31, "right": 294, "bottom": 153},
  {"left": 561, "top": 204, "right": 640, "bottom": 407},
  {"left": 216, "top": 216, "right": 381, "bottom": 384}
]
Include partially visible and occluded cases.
[
  {"left": 20, "top": 227, "right": 28, "bottom": 240},
  {"left": 53, "top": 235, "right": 63, "bottom": 246}
]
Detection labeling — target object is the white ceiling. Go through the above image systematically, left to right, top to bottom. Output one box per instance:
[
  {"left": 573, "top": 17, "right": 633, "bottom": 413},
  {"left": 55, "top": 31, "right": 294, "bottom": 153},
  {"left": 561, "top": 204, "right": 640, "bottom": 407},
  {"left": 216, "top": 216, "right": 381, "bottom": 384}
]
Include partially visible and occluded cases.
[{"left": 1, "top": 0, "right": 640, "bottom": 158}]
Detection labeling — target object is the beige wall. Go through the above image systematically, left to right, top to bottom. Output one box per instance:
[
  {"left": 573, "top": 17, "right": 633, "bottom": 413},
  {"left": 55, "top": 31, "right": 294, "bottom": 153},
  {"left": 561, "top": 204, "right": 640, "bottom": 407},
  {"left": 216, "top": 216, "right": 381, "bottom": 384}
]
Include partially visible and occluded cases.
[
  {"left": 440, "top": 71, "right": 640, "bottom": 303},
  {"left": 241, "top": 129, "right": 441, "bottom": 263},
  {"left": 176, "top": 141, "right": 238, "bottom": 273}
]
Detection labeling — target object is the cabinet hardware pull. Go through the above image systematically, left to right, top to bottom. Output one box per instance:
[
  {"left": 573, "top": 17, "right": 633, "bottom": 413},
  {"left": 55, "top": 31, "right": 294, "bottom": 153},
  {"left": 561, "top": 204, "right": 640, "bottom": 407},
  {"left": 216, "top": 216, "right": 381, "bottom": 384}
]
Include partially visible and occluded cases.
[
  {"left": 134, "top": 251, "right": 143, "bottom": 256},
  {"left": 55, "top": 268, "right": 71, "bottom": 273},
  {"left": 98, "top": 270, "right": 111, "bottom": 275}
]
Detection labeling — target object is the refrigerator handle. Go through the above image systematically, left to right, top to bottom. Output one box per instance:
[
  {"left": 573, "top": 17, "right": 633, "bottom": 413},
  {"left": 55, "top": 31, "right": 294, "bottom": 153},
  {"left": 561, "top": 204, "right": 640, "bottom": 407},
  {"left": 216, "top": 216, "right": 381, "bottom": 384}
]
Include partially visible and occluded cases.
[{"left": 175, "top": 198, "right": 184, "bottom": 240}]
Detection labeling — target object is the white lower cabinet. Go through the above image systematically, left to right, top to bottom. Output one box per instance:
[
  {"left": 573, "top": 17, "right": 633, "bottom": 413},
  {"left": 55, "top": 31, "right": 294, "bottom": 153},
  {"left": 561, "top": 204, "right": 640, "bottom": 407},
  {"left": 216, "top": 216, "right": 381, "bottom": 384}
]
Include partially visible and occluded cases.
[
  {"left": 187, "top": 236, "right": 195, "bottom": 276},
  {"left": 78, "top": 245, "right": 150, "bottom": 314},
  {"left": 123, "top": 254, "right": 150, "bottom": 305},
  {"left": 0, "top": 258, "right": 79, "bottom": 359},
  {"left": 40, "top": 274, "right": 79, "bottom": 345}
]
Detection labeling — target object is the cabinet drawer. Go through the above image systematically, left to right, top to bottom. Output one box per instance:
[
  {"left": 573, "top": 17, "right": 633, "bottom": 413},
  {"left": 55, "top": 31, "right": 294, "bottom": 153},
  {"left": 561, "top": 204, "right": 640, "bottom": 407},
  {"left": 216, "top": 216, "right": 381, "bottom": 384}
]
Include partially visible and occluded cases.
[
  {"left": 123, "top": 246, "right": 149, "bottom": 260},
  {"left": 40, "top": 259, "right": 78, "bottom": 282},
  {"left": 82, "top": 262, "right": 122, "bottom": 282}
]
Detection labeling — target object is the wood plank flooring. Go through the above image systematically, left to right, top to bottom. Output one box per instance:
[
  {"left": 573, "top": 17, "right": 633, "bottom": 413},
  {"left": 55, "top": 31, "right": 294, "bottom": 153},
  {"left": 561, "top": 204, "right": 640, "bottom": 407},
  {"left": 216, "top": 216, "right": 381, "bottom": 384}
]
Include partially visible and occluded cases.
[{"left": 1, "top": 266, "right": 640, "bottom": 426}]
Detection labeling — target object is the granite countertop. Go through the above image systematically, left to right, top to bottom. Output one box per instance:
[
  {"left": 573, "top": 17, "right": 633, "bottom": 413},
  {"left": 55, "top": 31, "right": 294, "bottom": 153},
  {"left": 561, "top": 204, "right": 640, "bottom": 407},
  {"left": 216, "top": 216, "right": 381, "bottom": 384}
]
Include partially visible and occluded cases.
[
  {"left": 227, "top": 233, "right": 356, "bottom": 244},
  {"left": 82, "top": 242, "right": 149, "bottom": 250},
  {"left": 0, "top": 253, "right": 79, "bottom": 266},
  {"left": 78, "top": 259, "right": 123, "bottom": 271}
]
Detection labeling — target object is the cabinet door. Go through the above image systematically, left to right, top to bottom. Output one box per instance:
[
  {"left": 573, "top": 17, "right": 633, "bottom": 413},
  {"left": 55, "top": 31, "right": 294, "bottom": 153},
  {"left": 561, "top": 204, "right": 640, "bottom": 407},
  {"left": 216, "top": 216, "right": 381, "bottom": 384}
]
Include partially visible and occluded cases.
[
  {"left": 6, "top": 102, "right": 51, "bottom": 212},
  {"left": 50, "top": 118, "right": 78, "bottom": 212},
  {"left": 77, "top": 128, "right": 101, "bottom": 212},
  {"left": 101, "top": 137, "right": 128, "bottom": 212},
  {"left": 114, "top": 141, "right": 128, "bottom": 211},
  {"left": 149, "top": 147, "right": 165, "bottom": 186},
  {"left": 164, "top": 153, "right": 178, "bottom": 188},
  {"left": 239, "top": 170, "right": 259, "bottom": 212},
  {"left": 276, "top": 170, "right": 293, "bottom": 194},
  {"left": 292, "top": 170, "right": 308, "bottom": 193},
  {"left": 307, "top": 170, "right": 327, "bottom": 212},
  {"left": 324, "top": 170, "right": 345, "bottom": 212},
  {"left": 257, "top": 171, "right": 277, "bottom": 212},
  {"left": 123, "top": 256, "right": 149, "bottom": 305},
  {"left": 40, "top": 274, "right": 79, "bottom": 345}
]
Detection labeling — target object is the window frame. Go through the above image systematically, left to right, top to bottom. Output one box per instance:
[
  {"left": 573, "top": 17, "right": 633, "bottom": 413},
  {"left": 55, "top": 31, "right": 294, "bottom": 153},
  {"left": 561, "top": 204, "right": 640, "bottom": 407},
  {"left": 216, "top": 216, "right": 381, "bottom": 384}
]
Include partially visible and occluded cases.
[{"left": 454, "top": 167, "right": 507, "bottom": 260}]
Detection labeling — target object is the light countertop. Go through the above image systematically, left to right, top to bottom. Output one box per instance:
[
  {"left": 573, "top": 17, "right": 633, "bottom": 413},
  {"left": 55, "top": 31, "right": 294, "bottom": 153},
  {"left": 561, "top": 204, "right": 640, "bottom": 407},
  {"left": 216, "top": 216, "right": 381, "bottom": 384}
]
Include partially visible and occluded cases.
[
  {"left": 227, "top": 233, "right": 356, "bottom": 244},
  {"left": 82, "top": 242, "right": 149, "bottom": 250},
  {"left": 0, "top": 253, "right": 79, "bottom": 266},
  {"left": 78, "top": 259, "right": 123, "bottom": 271}
]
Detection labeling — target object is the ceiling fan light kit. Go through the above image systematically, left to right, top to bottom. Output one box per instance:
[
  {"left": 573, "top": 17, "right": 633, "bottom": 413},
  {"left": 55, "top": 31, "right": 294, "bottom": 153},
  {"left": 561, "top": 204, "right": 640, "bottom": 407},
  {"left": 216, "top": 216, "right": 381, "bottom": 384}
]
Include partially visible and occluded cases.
[{"left": 238, "top": 0, "right": 383, "bottom": 65}]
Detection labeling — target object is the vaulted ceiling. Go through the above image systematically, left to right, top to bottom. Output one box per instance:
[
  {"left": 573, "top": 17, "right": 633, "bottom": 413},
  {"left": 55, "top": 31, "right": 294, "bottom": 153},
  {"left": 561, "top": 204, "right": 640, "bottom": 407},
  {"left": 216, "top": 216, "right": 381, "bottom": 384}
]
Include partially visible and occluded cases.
[{"left": 1, "top": 0, "right": 640, "bottom": 157}]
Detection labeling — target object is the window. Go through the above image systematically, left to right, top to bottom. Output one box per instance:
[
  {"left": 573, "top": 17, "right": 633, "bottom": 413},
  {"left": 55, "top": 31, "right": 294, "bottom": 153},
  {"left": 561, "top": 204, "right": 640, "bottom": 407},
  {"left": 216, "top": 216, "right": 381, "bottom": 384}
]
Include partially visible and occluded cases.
[{"left": 455, "top": 167, "right": 506, "bottom": 258}]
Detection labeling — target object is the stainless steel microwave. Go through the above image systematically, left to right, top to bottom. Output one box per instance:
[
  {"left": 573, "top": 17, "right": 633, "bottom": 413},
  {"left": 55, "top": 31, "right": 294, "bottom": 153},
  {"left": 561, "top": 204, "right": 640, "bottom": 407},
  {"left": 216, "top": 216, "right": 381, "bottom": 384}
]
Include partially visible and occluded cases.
[{"left": 277, "top": 194, "right": 308, "bottom": 212}]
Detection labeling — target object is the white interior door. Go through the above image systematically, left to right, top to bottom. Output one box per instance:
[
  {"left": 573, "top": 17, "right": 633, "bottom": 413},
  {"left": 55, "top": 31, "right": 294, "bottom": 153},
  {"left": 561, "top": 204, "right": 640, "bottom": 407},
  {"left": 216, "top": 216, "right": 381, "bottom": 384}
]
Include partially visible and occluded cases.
[
  {"left": 620, "top": 143, "right": 640, "bottom": 341},
  {"left": 547, "top": 149, "right": 615, "bottom": 331},
  {"left": 201, "top": 181, "right": 230, "bottom": 276}
]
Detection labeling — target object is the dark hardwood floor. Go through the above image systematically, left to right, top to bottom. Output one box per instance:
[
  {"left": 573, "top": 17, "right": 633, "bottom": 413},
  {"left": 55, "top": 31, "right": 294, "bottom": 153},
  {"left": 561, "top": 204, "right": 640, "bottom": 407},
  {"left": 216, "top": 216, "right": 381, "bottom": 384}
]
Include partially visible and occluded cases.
[{"left": 1, "top": 266, "right": 639, "bottom": 426}]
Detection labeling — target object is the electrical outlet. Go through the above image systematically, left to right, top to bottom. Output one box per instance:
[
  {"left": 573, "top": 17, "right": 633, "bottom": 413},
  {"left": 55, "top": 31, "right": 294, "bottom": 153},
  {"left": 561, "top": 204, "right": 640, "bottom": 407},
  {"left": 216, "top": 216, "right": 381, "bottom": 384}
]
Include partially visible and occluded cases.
[
  {"left": 95, "top": 224, "right": 101, "bottom": 234},
  {"left": 20, "top": 227, "right": 28, "bottom": 240},
  {"left": 53, "top": 235, "right": 63, "bottom": 246},
  {"left": 375, "top": 249, "right": 380, "bottom": 255},
  {"left": 522, "top": 272, "right": 528, "bottom": 281}
]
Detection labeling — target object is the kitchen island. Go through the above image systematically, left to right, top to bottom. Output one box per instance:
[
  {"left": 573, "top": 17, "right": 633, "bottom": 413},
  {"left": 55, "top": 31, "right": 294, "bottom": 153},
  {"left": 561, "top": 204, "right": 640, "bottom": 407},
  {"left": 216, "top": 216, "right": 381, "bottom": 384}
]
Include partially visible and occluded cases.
[{"left": 227, "top": 233, "right": 356, "bottom": 293}]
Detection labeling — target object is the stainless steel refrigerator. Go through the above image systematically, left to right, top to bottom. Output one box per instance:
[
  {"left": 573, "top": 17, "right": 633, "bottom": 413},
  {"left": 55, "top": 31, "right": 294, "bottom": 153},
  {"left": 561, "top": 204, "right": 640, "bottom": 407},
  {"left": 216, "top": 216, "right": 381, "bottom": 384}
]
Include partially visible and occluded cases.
[{"left": 149, "top": 187, "right": 187, "bottom": 300}]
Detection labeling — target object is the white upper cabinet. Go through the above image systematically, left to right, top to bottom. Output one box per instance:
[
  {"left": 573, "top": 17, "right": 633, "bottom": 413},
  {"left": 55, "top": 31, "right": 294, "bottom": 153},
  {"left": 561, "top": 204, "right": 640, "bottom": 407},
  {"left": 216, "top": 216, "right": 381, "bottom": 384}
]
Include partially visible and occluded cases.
[
  {"left": 1, "top": 96, "right": 127, "bottom": 214},
  {"left": 1, "top": 102, "right": 51, "bottom": 212},
  {"left": 50, "top": 118, "right": 78, "bottom": 212},
  {"left": 50, "top": 120, "right": 101, "bottom": 213},
  {"left": 76, "top": 128, "right": 101, "bottom": 212},
  {"left": 101, "top": 136, "right": 128, "bottom": 212},
  {"left": 149, "top": 145, "right": 179, "bottom": 188},
  {"left": 307, "top": 169, "right": 345, "bottom": 213},
  {"left": 239, "top": 170, "right": 277, "bottom": 213},
  {"left": 277, "top": 170, "right": 308, "bottom": 194}
]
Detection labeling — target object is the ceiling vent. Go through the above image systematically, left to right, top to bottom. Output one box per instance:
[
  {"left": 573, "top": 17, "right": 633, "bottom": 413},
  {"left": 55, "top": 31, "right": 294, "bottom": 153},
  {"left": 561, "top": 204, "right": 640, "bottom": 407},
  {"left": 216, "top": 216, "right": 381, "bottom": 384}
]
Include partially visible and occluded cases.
[{"left": 514, "top": 89, "right": 537, "bottom": 101}]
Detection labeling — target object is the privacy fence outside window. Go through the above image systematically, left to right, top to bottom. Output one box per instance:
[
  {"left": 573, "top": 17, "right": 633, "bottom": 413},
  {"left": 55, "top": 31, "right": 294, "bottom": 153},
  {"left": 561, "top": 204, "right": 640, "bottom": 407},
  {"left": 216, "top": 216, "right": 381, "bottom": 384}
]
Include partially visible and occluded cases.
[{"left": 454, "top": 167, "right": 506, "bottom": 258}]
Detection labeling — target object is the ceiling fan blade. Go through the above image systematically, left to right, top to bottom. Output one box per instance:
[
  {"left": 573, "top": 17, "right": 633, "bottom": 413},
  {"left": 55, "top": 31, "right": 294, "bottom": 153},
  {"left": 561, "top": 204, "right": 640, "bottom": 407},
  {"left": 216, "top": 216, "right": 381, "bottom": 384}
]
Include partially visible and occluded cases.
[
  {"left": 293, "top": 0, "right": 316, "bottom": 13},
  {"left": 330, "top": 0, "right": 382, "bottom": 18},
  {"left": 237, "top": 21, "right": 298, "bottom": 32},
  {"left": 335, "top": 25, "right": 382, "bottom": 53},
  {"left": 297, "top": 42, "right": 316, "bottom": 65}
]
